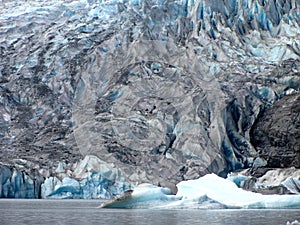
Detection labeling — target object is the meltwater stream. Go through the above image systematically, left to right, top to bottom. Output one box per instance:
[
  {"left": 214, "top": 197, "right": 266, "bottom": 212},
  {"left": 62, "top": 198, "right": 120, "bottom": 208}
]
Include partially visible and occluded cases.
[{"left": 1, "top": 199, "right": 300, "bottom": 225}]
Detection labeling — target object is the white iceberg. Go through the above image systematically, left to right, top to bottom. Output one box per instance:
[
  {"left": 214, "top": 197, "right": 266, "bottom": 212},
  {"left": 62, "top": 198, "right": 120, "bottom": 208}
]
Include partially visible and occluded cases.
[{"left": 101, "top": 174, "right": 300, "bottom": 209}]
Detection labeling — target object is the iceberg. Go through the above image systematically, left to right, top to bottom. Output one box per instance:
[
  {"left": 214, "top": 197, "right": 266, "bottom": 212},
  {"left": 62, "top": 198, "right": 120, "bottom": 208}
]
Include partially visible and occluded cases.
[
  {"left": 101, "top": 174, "right": 300, "bottom": 209},
  {"left": 101, "top": 183, "right": 182, "bottom": 209}
]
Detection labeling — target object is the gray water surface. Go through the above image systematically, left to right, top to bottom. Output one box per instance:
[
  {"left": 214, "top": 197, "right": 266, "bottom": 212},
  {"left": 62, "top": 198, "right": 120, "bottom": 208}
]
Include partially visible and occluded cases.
[{"left": 0, "top": 199, "right": 299, "bottom": 225}]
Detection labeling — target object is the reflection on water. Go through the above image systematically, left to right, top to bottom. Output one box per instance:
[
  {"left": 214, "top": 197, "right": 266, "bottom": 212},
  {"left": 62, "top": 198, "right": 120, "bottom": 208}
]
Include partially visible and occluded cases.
[{"left": 0, "top": 199, "right": 299, "bottom": 225}]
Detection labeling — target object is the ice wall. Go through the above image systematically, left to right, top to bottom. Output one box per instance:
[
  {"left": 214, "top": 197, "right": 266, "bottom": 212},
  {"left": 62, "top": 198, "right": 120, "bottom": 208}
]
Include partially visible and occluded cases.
[
  {"left": 41, "top": 155, "right": 132, "bottom": 199},
  {"left": 0, "top": 165, "right": 44, "bottom": 198}
]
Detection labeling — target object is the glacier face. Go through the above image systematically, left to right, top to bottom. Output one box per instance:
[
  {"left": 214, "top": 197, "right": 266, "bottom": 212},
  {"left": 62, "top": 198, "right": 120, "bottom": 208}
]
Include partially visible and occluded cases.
[
  {"left": 0, "top": 0, "right": 299, "bottom": 197},
  {"left": 40, "top": 155, "right": 132, "bottom": 199},
  {"left": 0, "top": 164, "right": 44, "bottom": 198},
  {"left": 101, "top": 173, "right": 300, "bottom": 209}
]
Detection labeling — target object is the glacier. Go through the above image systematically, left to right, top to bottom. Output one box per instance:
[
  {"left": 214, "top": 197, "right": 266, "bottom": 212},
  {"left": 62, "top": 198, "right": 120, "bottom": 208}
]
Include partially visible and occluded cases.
[
  {"left": 0, "top": 0, "right": 299, "bottom": 199},
  {"left": 101, "top": 174, "right": 300, "bottom": 209}
]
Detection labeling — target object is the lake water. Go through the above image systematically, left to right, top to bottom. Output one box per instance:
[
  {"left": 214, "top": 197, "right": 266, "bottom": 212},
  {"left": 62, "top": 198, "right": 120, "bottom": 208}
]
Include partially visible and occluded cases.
[{"left": 0, "top": 199, "right": 299, "bottom": 225}]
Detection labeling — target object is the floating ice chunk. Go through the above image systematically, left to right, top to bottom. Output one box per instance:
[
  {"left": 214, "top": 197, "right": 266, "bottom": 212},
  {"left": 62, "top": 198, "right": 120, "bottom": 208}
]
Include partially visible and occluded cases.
[
  {"left": 101, "top": 174, "right": 300, "bottom": 209},
  {"left": 176, "top": 174, "right": 300, "bottom": 209},
  {"left": 176, "top": 174, "right": 257, "bottom": 208},
  {"left": 101, "top": 183, "right": 182, "bottom": 208}
]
